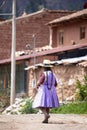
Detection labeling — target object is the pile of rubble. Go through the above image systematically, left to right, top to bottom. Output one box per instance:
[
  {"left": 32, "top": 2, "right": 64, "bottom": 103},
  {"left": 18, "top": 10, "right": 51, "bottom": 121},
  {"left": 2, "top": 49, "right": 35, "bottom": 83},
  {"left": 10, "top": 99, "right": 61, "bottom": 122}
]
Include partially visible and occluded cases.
[{"left": 2, "top": 98, "right": 30, "bottom": 115}]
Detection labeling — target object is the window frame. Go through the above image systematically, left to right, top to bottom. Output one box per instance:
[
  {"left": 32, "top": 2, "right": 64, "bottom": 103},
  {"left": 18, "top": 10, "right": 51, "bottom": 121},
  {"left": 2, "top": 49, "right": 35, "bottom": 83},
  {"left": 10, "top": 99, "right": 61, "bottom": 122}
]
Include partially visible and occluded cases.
[
  {"left": 80, "top": 26, "right": 86, "bottom": 40},
  {"left": 58, "top": 30, "right": 64, "bottom": 45}
]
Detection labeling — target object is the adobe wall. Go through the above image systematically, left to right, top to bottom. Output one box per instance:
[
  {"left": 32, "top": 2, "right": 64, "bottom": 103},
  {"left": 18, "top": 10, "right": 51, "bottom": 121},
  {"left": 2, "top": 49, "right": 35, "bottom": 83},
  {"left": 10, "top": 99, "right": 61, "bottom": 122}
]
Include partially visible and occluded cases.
[
  {"left": 0, "top": 10, "right": 73, "bottom": 60},
  {"left": 52, "top": 19, "right": 87, "bottom": 47},
  {"left": 0, "top": 21, "right": 12, "bottom": 59}
]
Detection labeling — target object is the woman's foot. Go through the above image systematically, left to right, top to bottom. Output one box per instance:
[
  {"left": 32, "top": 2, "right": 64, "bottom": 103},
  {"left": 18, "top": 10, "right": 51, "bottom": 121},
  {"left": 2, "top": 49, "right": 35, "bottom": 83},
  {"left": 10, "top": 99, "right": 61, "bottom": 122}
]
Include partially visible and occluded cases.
[
  {"left": 42, "top": 114, "right": 50, "bottom": 123},
  {"left": 42, "top": 118, "right": 48, "bottom": 123}
]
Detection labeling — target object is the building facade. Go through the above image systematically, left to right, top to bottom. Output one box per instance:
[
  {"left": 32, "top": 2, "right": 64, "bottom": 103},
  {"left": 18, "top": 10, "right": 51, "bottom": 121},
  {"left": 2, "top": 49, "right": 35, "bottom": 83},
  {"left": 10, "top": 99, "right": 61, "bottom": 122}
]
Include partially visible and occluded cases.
[
  {"left": 0, "top": 9, "right": 73, "bottom": 98},
  {"left": 0, "top": 9, "right": 73, "bottom": 60},
  {"left": 0, "top": 9, "right": 87, "bottom": 102}
]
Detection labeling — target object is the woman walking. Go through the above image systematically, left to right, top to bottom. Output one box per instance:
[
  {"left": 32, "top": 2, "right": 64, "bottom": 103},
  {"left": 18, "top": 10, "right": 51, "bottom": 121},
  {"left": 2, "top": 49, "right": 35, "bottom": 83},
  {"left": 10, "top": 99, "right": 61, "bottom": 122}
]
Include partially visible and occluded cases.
[{"left": 33, "top": 59, "right": 60, "bottom": 123}]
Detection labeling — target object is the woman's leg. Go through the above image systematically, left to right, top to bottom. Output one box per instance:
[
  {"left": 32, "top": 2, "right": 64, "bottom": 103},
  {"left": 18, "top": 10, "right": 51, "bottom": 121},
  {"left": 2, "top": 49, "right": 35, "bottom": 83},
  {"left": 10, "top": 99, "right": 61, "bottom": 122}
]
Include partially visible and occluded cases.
[
  {"left": 39, "top": 107, "right": 49, "bottom": 123},
  {"left": 46, "top": 108, "right": 50, "bottom": 115},
  {"left": 46, "top": 108, "right": 50, "bottom": 118}
]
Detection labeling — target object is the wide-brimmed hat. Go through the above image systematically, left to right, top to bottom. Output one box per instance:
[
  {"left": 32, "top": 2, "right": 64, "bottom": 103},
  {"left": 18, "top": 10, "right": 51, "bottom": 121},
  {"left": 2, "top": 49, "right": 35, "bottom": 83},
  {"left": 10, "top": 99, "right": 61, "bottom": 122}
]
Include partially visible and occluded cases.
[{"left": 43, "top": 59, "right": 53, "bottom": 67}]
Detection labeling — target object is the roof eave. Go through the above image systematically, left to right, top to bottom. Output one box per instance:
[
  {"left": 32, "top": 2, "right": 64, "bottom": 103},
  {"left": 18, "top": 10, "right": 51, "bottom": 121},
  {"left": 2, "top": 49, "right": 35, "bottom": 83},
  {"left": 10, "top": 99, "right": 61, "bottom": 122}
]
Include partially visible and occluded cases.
[
  {"left": 47, "top": 9, "right": 87, "bottom": 26},
  {"left": 0, "top": 43, "right": 87, "bottom": 65}
]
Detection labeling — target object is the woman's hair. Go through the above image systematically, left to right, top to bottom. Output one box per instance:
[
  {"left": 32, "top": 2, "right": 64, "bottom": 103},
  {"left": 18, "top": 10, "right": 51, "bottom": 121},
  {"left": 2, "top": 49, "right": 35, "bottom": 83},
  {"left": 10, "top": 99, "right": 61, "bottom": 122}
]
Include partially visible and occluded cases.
[{"left": 44, "top": 67, "right": 52, "bottom": 71}]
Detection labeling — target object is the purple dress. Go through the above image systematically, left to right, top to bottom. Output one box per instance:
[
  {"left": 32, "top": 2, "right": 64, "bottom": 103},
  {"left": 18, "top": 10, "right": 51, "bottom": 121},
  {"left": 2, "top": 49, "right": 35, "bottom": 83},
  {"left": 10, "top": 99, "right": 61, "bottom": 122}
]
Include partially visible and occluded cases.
[{"left": 33, "top": 71, "right": 60, "bottom": 108}]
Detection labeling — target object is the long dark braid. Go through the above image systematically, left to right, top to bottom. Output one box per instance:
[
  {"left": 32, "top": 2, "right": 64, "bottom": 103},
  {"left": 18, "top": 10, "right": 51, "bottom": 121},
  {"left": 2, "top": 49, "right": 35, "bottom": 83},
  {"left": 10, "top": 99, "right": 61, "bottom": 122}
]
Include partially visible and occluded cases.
[{"left": 44, "top": 67, "right": 53, "bottom": 90}]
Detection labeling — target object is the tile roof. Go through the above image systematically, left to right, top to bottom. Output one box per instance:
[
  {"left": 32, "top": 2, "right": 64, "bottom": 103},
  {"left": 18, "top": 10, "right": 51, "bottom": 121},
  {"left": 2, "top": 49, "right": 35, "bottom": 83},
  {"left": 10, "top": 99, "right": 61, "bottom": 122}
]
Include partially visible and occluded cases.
[
  {"left": 0, "top": 8, "right": 74, "bottom": 25},
  {"left": 17, "top": 8, "right": 74, "bottom": 20},
  {"left": 48, "top": 9, "right": 87, "bottom": 25},
  {"left": 0, "top": 43, "right": 87, "bottom": 65},
  {"left": 15, "top": 45, "right": 52, "bottom": 57}
]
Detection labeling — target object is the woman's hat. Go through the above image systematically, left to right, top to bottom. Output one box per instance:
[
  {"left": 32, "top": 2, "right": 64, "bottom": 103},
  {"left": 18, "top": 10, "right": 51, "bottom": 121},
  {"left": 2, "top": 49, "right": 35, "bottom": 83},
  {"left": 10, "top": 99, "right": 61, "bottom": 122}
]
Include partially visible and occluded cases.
[{"left": 43, "top": 59, "right": 53, "bottom": 67}]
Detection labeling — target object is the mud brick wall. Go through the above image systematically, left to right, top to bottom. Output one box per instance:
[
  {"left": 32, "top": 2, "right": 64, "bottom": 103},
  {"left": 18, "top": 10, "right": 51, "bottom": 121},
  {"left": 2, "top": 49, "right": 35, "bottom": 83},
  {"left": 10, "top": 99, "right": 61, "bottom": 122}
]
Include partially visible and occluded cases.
[{"left": 0, "top": 10, "right": 73, "bottom": 60}]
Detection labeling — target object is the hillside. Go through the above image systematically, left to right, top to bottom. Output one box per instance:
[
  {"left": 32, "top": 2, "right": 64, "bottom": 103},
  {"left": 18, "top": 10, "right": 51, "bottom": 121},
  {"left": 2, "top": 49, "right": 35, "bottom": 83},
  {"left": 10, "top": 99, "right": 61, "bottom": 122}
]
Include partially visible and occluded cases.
[{"left": 0, "top": 0, "right": 87, "bottom": 19}]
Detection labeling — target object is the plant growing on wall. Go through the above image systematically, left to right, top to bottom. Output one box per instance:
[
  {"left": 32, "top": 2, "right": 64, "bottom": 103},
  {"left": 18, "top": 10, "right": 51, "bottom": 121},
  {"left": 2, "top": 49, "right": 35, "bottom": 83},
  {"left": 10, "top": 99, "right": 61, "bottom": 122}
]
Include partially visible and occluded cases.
[{"left": 75, "top": 75, "right": 87, "bottom": 101}]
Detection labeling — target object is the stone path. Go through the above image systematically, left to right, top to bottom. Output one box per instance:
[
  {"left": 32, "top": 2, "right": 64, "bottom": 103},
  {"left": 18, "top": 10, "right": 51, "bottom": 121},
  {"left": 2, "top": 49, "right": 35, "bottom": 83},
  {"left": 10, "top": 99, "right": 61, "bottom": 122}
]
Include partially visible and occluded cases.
[{"left": 0, "top": 114, "right": 87, "bottom": 130}]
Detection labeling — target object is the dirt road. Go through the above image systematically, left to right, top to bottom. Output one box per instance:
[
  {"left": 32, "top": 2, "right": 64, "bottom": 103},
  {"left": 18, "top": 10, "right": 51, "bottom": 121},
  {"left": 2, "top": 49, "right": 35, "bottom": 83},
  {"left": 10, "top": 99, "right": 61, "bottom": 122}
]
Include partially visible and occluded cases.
[{"left": 0, "top": 114, "right": 87, "bottom": 130}]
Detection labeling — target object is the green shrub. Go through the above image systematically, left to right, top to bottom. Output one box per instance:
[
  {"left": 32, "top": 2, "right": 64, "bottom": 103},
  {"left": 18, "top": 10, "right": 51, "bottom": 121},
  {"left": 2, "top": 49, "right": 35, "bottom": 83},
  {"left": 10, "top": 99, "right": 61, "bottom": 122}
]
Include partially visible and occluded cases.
[
  {"left": 75, "top": 75, "right": 87, "bottom": 101},
  {"left": 20, "top": 100, "right": 37, "bottom": 114},
  {"left": 50, "top": 102, "right": 87, "bottom": 114}
]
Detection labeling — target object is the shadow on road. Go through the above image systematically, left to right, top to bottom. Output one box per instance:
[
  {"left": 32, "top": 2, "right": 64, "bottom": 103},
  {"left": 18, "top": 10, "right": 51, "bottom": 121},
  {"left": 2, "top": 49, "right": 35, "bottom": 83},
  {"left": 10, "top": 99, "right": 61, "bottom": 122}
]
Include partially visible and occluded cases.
[{"left": 48, "top": 120, "right": 79, "bottom": 124}]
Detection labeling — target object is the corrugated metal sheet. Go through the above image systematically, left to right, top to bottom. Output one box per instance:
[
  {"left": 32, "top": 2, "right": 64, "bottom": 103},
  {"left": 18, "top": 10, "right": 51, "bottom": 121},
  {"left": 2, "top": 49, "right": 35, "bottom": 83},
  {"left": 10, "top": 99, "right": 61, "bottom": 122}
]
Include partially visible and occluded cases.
[
  {"left": 25, "top": 55, "right": 87, "bottom": 70},
  {"left": 50, "top": 55, "right": 87, "bottom": 65},
  {"left": 60, "top": 55, "right": 87, "bottom": 65}
]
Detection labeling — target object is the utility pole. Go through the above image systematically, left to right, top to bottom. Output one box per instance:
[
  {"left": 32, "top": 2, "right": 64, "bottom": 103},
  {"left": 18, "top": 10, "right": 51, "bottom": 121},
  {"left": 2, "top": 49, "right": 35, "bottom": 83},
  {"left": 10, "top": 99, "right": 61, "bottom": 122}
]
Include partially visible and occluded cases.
[
  {"left": 10, "top": 0, "right": 16, "bottom": 105},
  {"left": 0, "top": 1, "right": 16, "bottom": 105},
  {"left": 25, "top": 34, "right": 36, "bottom": 88},
  {"left": 32, "top": 34, "right": 36, "bottom": 88},
  {"left": 33, "top": 34, "right": 36, "bottom": 70}
]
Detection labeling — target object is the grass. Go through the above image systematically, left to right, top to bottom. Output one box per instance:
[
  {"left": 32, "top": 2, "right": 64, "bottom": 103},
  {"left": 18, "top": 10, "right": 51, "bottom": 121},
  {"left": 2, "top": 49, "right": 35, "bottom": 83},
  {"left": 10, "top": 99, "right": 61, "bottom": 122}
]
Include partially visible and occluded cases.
[
  {"left": 20, "top": 100, "right": 87, "bottom": 114},
  {"left": 50, "top": 102, "right": 87, "bottom": 114}
]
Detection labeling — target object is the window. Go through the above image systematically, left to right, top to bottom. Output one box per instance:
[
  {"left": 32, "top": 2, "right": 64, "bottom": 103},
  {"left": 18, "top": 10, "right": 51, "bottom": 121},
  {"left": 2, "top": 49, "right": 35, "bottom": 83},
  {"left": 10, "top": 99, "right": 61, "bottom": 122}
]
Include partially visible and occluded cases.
[
  {"left": 80, "top": 26, "right": 86, "bottom": 39},
  {"left": 59, "top": 31, "right": 64, "bottom": 45},
  {"left": 0, "top": 65, "right": 10, "bottom": 90}
]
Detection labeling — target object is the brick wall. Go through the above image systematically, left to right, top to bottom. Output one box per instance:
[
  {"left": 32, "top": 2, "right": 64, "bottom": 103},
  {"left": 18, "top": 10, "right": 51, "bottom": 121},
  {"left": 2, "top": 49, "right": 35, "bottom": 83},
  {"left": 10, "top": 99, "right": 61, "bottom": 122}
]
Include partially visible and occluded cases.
[{"left": 0, "top": 9, "right": 73, "bottom": 60}]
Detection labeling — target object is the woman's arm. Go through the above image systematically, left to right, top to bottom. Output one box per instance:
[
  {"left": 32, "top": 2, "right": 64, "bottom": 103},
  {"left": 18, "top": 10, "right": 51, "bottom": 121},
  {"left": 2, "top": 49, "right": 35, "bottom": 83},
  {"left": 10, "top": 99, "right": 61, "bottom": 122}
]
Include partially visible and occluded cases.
[
  {"left": 37, "top": 73, "right": 45, "bottom": 88},
  {"left": 55, "top": 79, "right": 57, "bottom": 87}
]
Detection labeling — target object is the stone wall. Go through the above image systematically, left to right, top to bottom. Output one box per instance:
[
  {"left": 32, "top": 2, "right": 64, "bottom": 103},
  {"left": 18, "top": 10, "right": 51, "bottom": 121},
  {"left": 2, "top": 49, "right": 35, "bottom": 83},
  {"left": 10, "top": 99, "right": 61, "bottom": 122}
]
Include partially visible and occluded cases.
[
  {"left": 27, "top": 64, "right": 86, "bottom": 102},
  {"left": 53, "top": 65, "right": 85, "bottom": 101}
]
